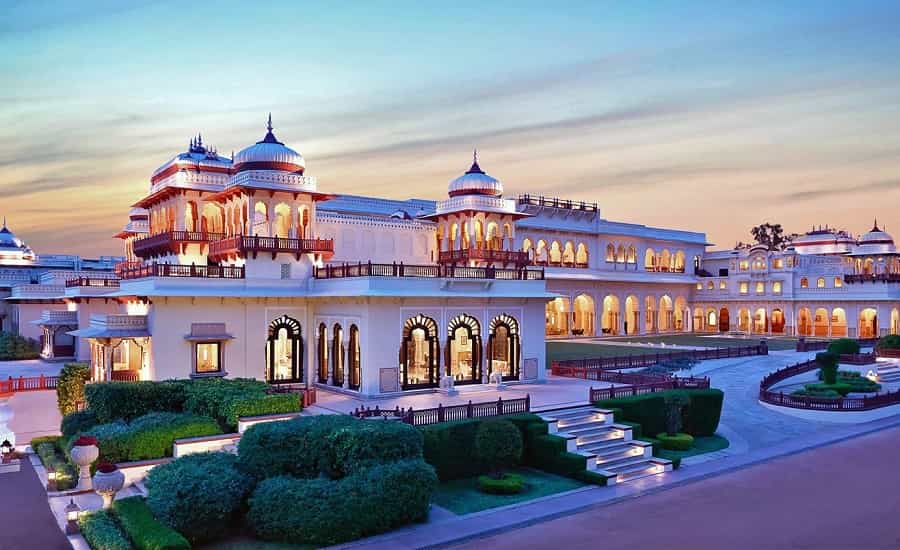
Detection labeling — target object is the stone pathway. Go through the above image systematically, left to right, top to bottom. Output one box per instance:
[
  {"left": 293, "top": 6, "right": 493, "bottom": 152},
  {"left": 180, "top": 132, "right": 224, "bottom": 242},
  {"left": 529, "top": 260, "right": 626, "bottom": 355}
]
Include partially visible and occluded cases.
[{"left": 0, "top": 458, "right": 70, "bottom": 550}]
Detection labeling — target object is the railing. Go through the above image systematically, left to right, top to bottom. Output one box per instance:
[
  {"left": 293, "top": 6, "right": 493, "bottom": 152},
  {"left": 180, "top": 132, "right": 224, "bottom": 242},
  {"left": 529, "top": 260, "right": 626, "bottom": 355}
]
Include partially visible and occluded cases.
[
  {"left": 517, "top": 194, "right": 599, "bottom": 212},
  {"left": 133, "top": 231, "right": 225, "bottom": 257},
  {"left": 209, "top": 235, "right": 334, "bottom": 259},
  {"left": 438, "top": 248, "right": 530, "bottom": 266},
  {"left": 315, "top": 261, "right": 545, "bottom": 281},
  {"left": 118, "top": 263, "right": 245, "bottom": 279},
  {"left": 644, "top": 266, "right": 687, "bottom": 273},
  {"left": 844, "top": 273, "right": 900, "bottom": 284},
  {"left": 65, "top": 277, "right": 121, "bottom": 288},
  {"left": 795, "top": 337, "right": 879, "bottom": 352},
  {"left": 552, "top": 343, "right": 767, "bottom": 372},
  {"left": 877, "top": 348, "right": 900, "bottom": 359},
  {"left": 759, "top": 357, "right": 900, "bottom": 411},
  {"left": 110, "top": 370, "right": 140, "bottom": 382},
  {"left": 0, "top": 375, "right": 59, "bottom": 395},
  {"left": 589, "top": 376, "right": 710, "bottom": 402},
  {"left": 351, "top": 395, "right": 530, "bottom": 427}
]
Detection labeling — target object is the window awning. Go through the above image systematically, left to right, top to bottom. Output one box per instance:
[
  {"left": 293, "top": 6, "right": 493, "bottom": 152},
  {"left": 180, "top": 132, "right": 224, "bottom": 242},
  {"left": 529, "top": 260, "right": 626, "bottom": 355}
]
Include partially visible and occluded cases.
[{"left": 183, "top": 322, "right": 234, "bottom": 341}]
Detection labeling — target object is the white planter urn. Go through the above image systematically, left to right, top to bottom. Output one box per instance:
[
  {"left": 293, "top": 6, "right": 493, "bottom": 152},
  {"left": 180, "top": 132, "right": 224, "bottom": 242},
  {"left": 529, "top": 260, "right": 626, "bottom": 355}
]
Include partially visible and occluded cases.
[
  {"left": 70, "top": 437, "right": 99, "bottom": 491},
  {"left": 93, "top": 465, "right": 125, "bottom": 509}
]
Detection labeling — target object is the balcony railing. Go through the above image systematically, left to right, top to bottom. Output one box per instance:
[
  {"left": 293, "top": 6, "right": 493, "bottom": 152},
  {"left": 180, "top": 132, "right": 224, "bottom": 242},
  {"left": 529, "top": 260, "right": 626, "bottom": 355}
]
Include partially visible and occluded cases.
[
  {"left": 517, "top": 193, "right": 599, "bottom": 212},
  {"left": 133, "top": 231, "right": 225, "bottom": 258},
  {"left": 209, "top": 235, "right": 334, "bottom": 260},
  {"left": 438, "top": 248, "right": 530, "bottom": 266},
  {"left": 536, "top": 260, "right": 590, "bottom": 269},
  {"left": 315, "top": 261, "right": 544, "bottom": 281},
  {"left": 118, "top": 263, "right": 245, "bottom": 280},
  {"left": 644, "top": 266, "right": 686, "bottom": 273},
  {"left": 844, "top": 273, "right": 900, "bottom": 284},
  {"left": 65, "top": 277, "right": 121, "bottom": 288}
]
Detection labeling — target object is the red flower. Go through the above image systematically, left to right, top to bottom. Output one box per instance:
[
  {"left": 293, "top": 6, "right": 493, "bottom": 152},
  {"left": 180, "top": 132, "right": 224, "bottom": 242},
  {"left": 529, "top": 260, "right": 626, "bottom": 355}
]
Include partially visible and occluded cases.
[
  {"left": 73, "top": 436, "right": 98, "bottom": 446},
  {"left": 97, "top": 462, "right": 118, "bottom": 473}
]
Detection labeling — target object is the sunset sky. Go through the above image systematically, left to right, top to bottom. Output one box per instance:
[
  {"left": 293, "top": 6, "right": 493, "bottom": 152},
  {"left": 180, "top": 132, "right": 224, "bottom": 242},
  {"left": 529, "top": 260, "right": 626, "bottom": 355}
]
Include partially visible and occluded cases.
[{"left": 2, "top": 0, "right": 900, "bottom": 256}]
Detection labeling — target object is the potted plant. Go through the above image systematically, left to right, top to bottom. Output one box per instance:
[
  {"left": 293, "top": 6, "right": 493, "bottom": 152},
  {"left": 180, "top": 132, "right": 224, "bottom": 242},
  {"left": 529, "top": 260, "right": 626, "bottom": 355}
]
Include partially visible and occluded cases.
[
  {"left": 70, "top": 435, "right": 99, "bottom": 491},
  {"left": 93, "top": 462, "right": 125, "bottom": 509}
]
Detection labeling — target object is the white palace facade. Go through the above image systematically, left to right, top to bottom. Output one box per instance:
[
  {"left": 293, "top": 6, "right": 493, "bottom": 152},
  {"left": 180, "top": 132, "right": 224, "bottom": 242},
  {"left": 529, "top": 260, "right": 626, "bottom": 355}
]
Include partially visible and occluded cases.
[{"left": 3, "top": 116, "right": 898, "bottom": 396}]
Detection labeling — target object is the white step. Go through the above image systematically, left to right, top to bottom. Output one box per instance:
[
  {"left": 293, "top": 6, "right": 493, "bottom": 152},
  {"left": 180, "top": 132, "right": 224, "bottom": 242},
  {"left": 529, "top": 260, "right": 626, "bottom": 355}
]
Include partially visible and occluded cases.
[
  {"left": 574, "top": 428, "right": 628, "bottom": 446},
  {"left": 592, "top": 443, "right": 653, "bottom": 464}
]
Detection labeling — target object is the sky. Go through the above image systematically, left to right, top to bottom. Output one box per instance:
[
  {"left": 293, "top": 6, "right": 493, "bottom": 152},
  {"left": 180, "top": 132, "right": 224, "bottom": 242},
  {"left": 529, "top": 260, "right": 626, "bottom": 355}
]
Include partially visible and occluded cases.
[{"left": 2, "top": 0, "right": 900, "bottom": 256}]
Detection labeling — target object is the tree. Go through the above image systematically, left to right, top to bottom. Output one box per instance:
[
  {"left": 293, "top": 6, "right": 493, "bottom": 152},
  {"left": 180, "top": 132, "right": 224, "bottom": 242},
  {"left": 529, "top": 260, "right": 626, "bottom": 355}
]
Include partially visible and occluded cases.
[
  {"left": 750, "top": 223, "right": 786, "bottom": 250},
  {"left": 816, "top": 351, "right": 839, "bottom": 385},
  {"left": 663, "top": 392, "right": 691, "bottom": 436},
  {"left": 474, "top": 419, "right": 523, "bottom": 479}
]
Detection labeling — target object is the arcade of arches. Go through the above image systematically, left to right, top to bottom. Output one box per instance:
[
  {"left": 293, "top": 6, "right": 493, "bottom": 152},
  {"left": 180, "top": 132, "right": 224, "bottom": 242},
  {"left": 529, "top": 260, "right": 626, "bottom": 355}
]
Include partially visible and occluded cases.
[
  {"left": 545, "top": 294, "right": 690, "bottom": 337},
  {"left": 688, "top": 305, "right": 899, "bottom": 337}
]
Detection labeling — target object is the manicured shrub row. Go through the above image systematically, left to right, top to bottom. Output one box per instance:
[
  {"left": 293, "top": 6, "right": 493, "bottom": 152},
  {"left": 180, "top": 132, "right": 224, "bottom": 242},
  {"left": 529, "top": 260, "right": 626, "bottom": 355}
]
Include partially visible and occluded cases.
[
  {"left": 0, "top": 331, "right": 40, "bottom": 360},
  {"left": 877, "top": 335, "right": 900, "bottom": 350},
  {"left": 827, "top": 338, "right": 861, "bottom": 356},
  {"left": 56, "top": 363, "right": 90, "bottom": 416},
  {"left": 816, "top": 370, "right": 881, "bottom": 393},
  {"left": 83, "top": 378, "right": 302, "bottom": 429},
  {"left": 804, "top": 382, "right": 853, "bottom": 397},
  {"left": 791, "top": 388, "right": 841, "bottom": 399},
  {"left": 596, "top": 389, "right": 724, "bottom": 438},
  {"left": 62, "top": 410, "right": 99, "bottom": 439},
  {"left": 77, "top": 412, "right": 222, "bottom": 464},
  {"left": 238, "top": 414, "right": 421, "bottom": 480},
  {"left": 474, "top": 419, "right": 524, "bottom": 477},
  {"left": 656, "top": 432, "right": 694, "bottom": 451},
  {"left": 33, "top": 436, "right": 77, "bottom": 490},
  {"left": 146, "top": 452, "right": 254, "bottom": 544},
  {"left": 247, "top": 459, "right": 437, "bottom": 546},
  {"left": 478, "top": 472, "right": 524, "bottom": 494},
  {"left": 112, "top": 497, "right": 190, "bottom": 550},
  {"left": 78, "top": 509, "right": 133, "bottom": 550}
]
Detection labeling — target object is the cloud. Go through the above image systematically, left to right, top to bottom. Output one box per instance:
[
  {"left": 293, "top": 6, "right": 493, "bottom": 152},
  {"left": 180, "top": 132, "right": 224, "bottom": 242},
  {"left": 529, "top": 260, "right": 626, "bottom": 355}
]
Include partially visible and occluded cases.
[{"left": 783, "top": 179, "right": 900, "bottom": 201}]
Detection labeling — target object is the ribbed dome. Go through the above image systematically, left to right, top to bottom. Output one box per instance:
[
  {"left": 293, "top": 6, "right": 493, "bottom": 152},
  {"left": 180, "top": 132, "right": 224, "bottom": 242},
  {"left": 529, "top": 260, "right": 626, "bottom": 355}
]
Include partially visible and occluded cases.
[
  {"left": 233, "top": 114, "right": 305, "bottom": 174},
  {"left": 448, "top": 152, "right": 503, "bottom": 198},
  {"left": 0, "top": 220, "right": 35, "bottom": 260},
  {"left": 860, "top": 220, "right": 893, "bottom": 245},
  {"left": 0, "top": 223, "right": 25, "bottom": 249}
]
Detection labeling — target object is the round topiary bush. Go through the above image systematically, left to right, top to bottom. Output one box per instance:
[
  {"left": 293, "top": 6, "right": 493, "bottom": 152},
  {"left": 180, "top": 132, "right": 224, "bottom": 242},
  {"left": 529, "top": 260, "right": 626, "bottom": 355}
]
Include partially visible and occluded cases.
[
  {"left": 827, "top": 338, "right": 861, "bottom": 356},
  {"left": 816, "top": 351, "right": 840, "bottom": 385},
  {"left": 474, "top": 419, "right": 523, "bottom": 478},
  {"left": 656, "top": 432, "right": 694, "bottom": 451},
  {"left": 146, "top": 451, "right": 255, "bottom": 544},
  {"left": 477, "top": 472, "right": 524, "bottom": 494}
]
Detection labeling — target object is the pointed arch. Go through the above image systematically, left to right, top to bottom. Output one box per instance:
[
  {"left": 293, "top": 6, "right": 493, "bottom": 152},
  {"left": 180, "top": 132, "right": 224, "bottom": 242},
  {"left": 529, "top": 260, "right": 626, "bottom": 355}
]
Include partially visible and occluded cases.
[
  {"left": 606, "top": 243, "right": 616, "bottom": 262},
  {"left": 644, "top": 248, "right": 657, "bottom": 270},
  {"left": 573, "top": 294, "right": 595, "bottom": 336},
  {"left": 447, "top": 314, "right": 482, "bottom": 384},
  {"left": 489, "top": 314, "right": 520, "bottom": 381},
  {"left": 266, "top": 315, "right": 302, "bottom": 383},
  {"left": 400, "top": 315, "right": 440, "bottom": 389},
  {"left": 317, "top": 322, "right": 328, "bottom": 383},
  {"left": 332, "top": 323, "right": 344, "bottom": 386},
  {"left": 349, "top": 324, "right": 361, "bottom": 390}
]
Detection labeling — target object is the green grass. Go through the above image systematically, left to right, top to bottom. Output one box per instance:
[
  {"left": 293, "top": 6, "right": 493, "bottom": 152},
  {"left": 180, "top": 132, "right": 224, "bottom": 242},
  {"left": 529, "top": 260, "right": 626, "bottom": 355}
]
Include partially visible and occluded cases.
[
  {"left": 548, "top": 335, "right": 801, "bottom": 364},
  {"left": 546, "top": 341, "right": 664, "bottom": 362},
  {"left": 642, "top": 434, "right": 730, "bottom": 461},
  {"left": 432, "top": 467, "right": 585, "bottom": 515},
  {"left": 197, "top": 536, "right": 314, "bottom": 550}
]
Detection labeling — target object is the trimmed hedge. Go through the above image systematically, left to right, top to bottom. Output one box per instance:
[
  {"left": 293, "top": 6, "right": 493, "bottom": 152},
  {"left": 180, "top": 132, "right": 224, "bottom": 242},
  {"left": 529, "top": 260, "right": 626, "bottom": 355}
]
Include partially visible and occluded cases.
[
  {"left": 0, "top": 331, "right": 40, "bottom": 360},
  {"left": 877, "top": 334, "right": 900, "bottom": 350},
  {"left": 827, "top": 338, "right": 861, "bottom": 356},
  {"left": 57, "top": 362, "right": 90, "bottom": 416},
  {"left": 183, "top": 378, "right": 301, "bottom": 429},
  {"left": 86, "top": 381, "right": 187, "bottom": 424},
  {"left": 804, "top": 382, "right": 853, "bottom": 397},
  {"left": 597, "top": 389, "right": 724, "bottom": 438},
  {"left": 62, "top": 410, "right": 99, "bottom": 440},
  {"left": 79, "top": 412, "right": 222, "bottom": 464},
  {"left": 237, "top": 414, "right": 357, "bottom": 480},
  {"left": 324, "top": 419, "right": 423, "bottom": 478},
  {"left": 474, "top": 419, "right": 523, "bottom": 476},
  {"left": 656, "top": 432, "right": 694, "bottom": 451},
  {"left": 33, "top": 437, "right": 78, "bottom": 490},
  {"left": 146, "top": 452, "right": 254, "bottom": 544},
  {"left": 248, "top": 459, "right": 437, "bottom": 546},
  {"left": 478, "top": 473, "right": 524, "bottom": 494},
  {"left": 112, "top": 497, "right": 190, "bottom": 550},
  {"left": 78, "top": 509, "right": 133, "bottom": 550}
]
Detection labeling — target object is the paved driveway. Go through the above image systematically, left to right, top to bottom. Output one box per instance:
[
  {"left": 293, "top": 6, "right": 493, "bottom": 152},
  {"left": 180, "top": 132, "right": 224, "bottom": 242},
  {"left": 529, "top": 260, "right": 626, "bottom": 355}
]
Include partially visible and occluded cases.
[
  {"left": 455, "top": 424, "right": 900, "bottom": 550},
  {"left": 0, "top": 458, "right": 69, "bottom": 550}
]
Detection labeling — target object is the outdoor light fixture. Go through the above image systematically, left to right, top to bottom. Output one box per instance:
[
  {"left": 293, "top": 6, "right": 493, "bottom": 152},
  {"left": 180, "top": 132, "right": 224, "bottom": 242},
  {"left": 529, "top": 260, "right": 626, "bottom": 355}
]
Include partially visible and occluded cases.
[
  {"left": 0, "top": 439, "right": 12, "bottom": 461},
  {"left": 47, "top": 464, "right": 58, "bottom": 491},
  {"left": 65, "top": 499, "right": 81, "bottom": 535}
]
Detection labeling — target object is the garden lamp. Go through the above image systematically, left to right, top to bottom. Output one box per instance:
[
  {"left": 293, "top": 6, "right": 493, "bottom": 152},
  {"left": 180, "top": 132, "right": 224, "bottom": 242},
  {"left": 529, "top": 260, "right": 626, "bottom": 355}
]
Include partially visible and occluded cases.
[
  {"left": 47, "top": 464, "right": 57, "bottom": 491},
  {"left": 65, "top": 499, "right": 81, "bottom": 535}
]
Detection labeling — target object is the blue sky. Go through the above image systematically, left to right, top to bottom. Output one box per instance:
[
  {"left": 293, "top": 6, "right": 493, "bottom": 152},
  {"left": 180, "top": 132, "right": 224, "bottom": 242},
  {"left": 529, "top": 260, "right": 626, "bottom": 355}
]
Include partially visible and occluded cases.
[{"left": 2, "top": 1, "right": 900, "bottom": 254}]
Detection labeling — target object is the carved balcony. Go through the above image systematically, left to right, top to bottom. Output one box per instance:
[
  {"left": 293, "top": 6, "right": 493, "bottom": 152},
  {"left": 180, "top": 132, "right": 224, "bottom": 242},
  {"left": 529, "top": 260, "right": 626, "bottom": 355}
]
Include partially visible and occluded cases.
[
  {"left": 132, "top": 231, "right": 225, "bottom": 258},
  {"left": 208, "top": 235, "right": 334, "bottom": 261}
]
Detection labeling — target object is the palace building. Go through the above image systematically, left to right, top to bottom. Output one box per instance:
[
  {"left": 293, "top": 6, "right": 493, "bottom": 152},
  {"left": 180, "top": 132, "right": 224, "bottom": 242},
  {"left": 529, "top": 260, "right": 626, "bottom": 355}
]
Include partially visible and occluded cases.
[{"left": 4, "top": 116, "right": 899, "bottom": 395}]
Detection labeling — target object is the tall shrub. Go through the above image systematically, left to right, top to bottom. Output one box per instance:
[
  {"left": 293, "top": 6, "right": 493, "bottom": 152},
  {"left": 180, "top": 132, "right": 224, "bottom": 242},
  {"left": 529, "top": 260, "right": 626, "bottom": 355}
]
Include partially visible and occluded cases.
[
  {"left": 827, "top": 338, "right": 860, "bottom": 356},
  {"left": 816, "top": 351, "right": 839, "bottom": 385},
  {"left": 57, "top": 362, "right": 90, "bottom": 416},
  {"left": 85, "top": 381, "right": 186, "bottom": 423},
  {"left": 663, "top": 393, "right": 691, "bottom": 436},
  {"left": 474, "top": 419, "right": 523, "bottom": 478}
]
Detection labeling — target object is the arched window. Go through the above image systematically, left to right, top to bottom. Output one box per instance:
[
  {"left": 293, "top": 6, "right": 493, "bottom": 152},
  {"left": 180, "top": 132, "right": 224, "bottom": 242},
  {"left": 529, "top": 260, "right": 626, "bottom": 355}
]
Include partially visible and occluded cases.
[
  {"left": 274, "top": 202, "right": 292, "bottom": 238},
  {"left": 522, "top": 238, "right": 533, "bottom": 257},
  {"left": 535, "top": 240, "right": 548, "bottom": 264},
  {"left": 549, "top": 241, "right": 562, "bottom": 264},
  {"left": 562, "top": 242, "right": 575, "bottom": 265},
  {"left": 575, "top": 243, "right": 589, "bottom": 266},
  {"left": 606, "top": 243, "right": 615, "bottom": 262},
  {"left": 616, "top": 245, "right": 626, "bottom": 263},
  {"left": 627, "top": 245, "right": 637, "bottom": 264},
  {"left": 644, "top": 248, "right": 657, "bottom": 271},
  {"left": 660, "top": 249, "right": 671, "bottom": 271},
  {"left": 674, "top": 250, "right": 685, "bottom": 272},
  {"left": 800, "top": 277, "right": 809, "bottom": 288},
  {"left": 816, "top": 277, "right": 826, "bottom": 288},
  {"left": 489, "top": 314, "right": 520, "bottom": 381},
  {"left": 400, "top": 315, "right": 440, "bottom": 389},
  {"left": 447, "top": 315, "right": 482, "bottom": 384},
  {"left": 266, "top": 316, "right": 302, "bottom": 383},
  {"left": 317, "top": 323, "right": 328, "bottom": 383},
  {"left": 331, "top": 323, "right": 344, "bottom": 386},
  {"left": 349, "top": 324, "right": 361, "bottom": 390}
]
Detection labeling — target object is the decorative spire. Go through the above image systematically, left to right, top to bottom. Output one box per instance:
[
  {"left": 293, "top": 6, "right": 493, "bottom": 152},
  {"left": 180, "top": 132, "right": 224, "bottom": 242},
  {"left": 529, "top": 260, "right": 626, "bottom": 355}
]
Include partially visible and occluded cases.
[
  {"left": 258, "top": 112, "right": 283, "bottom": 144},
  {"left": 267, "top": 112, "right": 273, "bottom": 133},
  {"left": 197, "top": 133, "right": 202, "bottom": 147},
  {"left": 466, "top": 148, "right": 483, "bottom": 174},
  {"left": 2, "top": 216, "right": 6, "bottom": 230},
  {"left": 873, "top": 217, "right": 880, "bottom": 231}
]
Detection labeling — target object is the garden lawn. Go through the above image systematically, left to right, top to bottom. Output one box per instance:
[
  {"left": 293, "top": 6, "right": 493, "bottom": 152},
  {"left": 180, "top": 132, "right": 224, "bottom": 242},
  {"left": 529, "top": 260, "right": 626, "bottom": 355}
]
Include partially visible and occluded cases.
[
  {"left": 604, "top": 335, "right": 799, "bottom": 351},
  {"left": 546, "top": 342, "right": 662, "bottom": 363},
  {"left": 647, "top": 434, "right": 729, "bottom": 461},
  {"left": 432, "top": 467, "right": 585, "bottom": 515},
  {"left": 196, "top": 536, "right": 313, "bottom": 550}
]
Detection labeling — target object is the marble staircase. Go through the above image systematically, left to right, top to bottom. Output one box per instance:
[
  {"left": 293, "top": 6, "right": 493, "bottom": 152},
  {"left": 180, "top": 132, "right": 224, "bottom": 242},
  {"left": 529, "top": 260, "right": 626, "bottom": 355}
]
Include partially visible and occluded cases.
[{"left": 876, "top": 362, "right": 900, "bottom": 383}]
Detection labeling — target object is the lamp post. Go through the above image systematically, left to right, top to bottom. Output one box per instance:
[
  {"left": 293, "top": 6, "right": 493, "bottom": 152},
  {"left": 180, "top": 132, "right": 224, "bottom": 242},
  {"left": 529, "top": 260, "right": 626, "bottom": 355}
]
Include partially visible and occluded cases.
[
  {"left": 0, "top": 439, "right": 12, "bottom": 463},
  {"left": 47, "top": 464, "right": 57, "bottom": 491},
  {"left": 64, "top": 499, "right": 81, "bottom": 535}
]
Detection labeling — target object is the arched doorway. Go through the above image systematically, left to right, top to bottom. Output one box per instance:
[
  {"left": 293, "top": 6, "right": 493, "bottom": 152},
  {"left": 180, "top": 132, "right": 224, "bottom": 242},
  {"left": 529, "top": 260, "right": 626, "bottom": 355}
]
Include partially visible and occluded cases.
[
  {"left": 573, "top": 294, "right": 595, "bottom": 336},
  {"left": 602, "top": 295, "right": 620, "bottom": 335},
  {"left": 659, "top": 295, "right": 674, "bottom": 332},
  {"left": 625, "top": 296, "right": 640, "bottom": 335},
  {"left": 545, "top": 297, "right": 570, "bottom": 336},
  {"left": 674, "top": 297, "right": 687, "bottom": 331},
  {"left": 693, "top": 307, "right": 704, "bottom": 332},
  {"left": 718, "top": 308, "right": 730, "bottom": 332},
  {"left": 738, "top": 308, "right": 751, "bottom": 332},
  {"left": 754, "top": 308, "right": 768, "bottom": 333},
  {"left": 797, "top": 308, "right": 812, "bottom": 336},
  {"left": 814, "top": 308, "right": 829, "bottom": 337},
  {"left": 831, "top": 308, "right": 847, "bottom": 337},
  {"left": 859, "top": 308, "right": 878, "bottom": 339},
  {"left": 771, "top": 309, "right": 785, "bottom": 334},
  {"left": 447, "top": 314, "right": 482, "bottom": 385},
  {"left": 488, "top": 314, "right": 520, "bottom": 381},
  {"left": 266, "top": 315, "right": 302, "bottom": 383},
  {"left": 400, "top": 315, "right": 439, "bottom": 390},
  {"left": 317, "top": 323, "right": 328, "bottom": 383},
  {"left": 332, "top": 323, "right": 344, "bottom": 386},
  {"left": 348, "top": 325, "right": 361, "bottom": 390}
]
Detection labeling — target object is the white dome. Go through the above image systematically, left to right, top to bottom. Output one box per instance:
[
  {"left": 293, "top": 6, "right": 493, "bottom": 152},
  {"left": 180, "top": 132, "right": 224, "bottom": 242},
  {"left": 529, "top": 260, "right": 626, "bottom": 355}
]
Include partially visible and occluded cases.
[
  {"left": 233, "top": 115, "right": 305, "bottom": 174},
  {"left": 448, "top": 153, "right": 502, "bottom": 198},
  {"left": 854, "top": 221, "right": 896, "bottom": 254}
]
